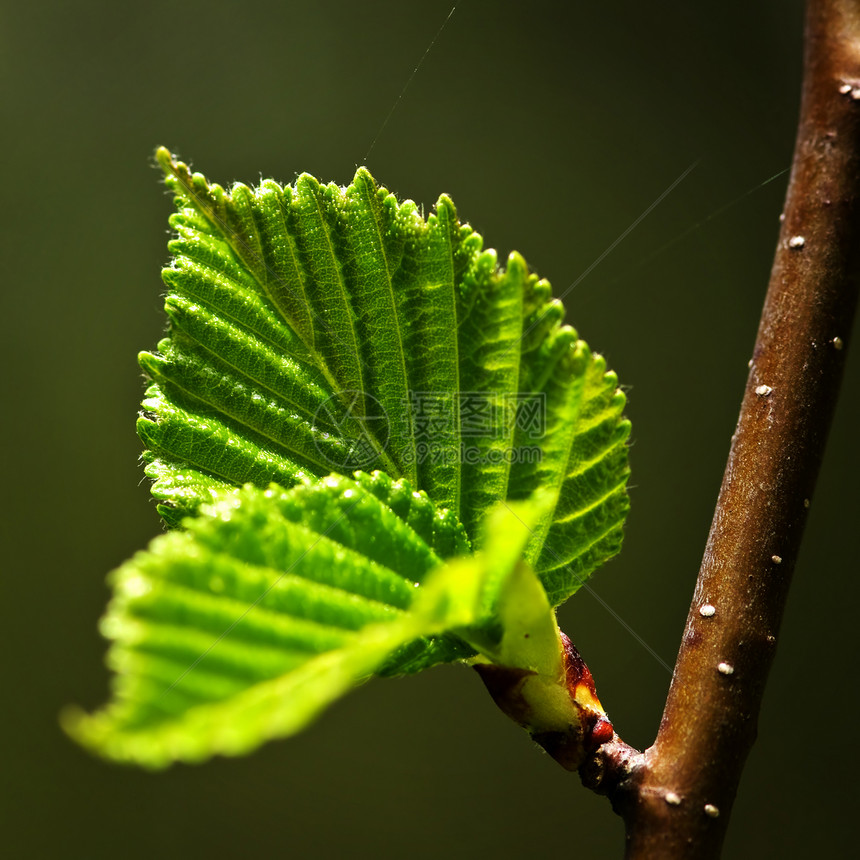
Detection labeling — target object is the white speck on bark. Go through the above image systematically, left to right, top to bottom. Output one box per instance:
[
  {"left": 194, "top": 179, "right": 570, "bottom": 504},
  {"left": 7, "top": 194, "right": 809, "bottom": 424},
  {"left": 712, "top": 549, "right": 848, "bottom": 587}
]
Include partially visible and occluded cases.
[{"left": 717, "top": 662, "right": 734, "bottom": 676}]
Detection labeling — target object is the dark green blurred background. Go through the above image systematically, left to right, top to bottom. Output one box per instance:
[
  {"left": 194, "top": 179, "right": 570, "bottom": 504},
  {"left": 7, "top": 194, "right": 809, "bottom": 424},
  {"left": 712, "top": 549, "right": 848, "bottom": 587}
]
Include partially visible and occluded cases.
[{"left": 4, "top": 1, "right": 858, "bottom": 856}]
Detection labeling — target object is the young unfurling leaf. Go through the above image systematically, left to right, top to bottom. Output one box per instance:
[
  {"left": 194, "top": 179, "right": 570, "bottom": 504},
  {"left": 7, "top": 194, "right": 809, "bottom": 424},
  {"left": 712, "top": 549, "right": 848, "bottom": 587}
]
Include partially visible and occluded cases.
[{"left": 65, "top": 479, "right": 572, "bottom": 767}]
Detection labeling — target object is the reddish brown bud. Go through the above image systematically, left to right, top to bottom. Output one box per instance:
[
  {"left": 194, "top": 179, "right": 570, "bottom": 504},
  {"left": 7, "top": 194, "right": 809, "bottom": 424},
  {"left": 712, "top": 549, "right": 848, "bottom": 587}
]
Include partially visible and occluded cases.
[{"left": 474, "top": 632, "right": 614, "bottom": 771}]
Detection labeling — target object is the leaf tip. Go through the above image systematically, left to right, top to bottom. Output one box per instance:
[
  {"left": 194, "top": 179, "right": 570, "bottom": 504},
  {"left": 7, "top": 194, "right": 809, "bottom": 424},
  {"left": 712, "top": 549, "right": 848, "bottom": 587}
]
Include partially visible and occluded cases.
[
  {"left": 154, "top": 146, "right": 177, "bottom": 176},
  {"left": 352, "top": 165, "right": 378, "bottom": 195},
  {"left": 295, "top": 171, "right": 322, "bottom": 196},
  {"left": 435, "top": 193, "right": 458, "bottom": 223},
  {"left": 505, "top": 250, "right": 529, "bottom": 281},
  {"left": 138, "top": 350, "right": 165, "bottom": 380},
  {"left": 59, "top": 704, "right": 105, "bottom": 760}
]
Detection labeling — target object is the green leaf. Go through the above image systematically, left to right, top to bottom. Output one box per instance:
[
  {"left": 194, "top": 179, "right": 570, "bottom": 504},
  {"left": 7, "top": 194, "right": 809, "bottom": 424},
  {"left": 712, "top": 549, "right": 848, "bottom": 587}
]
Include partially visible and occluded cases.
[
  {"left": 143, "top": 150, "right": 630, "bottom": 603},
  {"left": 67, "top": 157, "right": 634, "bottom": 767},
  {"left": 65, "top": 476, "right": 559, "bottom": 767}
]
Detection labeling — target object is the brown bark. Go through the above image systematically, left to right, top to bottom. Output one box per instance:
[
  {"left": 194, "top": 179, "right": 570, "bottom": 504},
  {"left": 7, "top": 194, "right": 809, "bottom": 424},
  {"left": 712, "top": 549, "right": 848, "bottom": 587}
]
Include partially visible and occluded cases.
[{"left": 581, "top": 2, "right": 860, "bottom": 855}]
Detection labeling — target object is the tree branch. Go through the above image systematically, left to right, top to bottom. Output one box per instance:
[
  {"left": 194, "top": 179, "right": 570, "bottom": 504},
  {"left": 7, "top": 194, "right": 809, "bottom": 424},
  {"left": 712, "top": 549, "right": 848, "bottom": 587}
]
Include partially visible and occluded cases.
[{"left": 581, "top": 1, "right": 860, "bottom": 855}]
